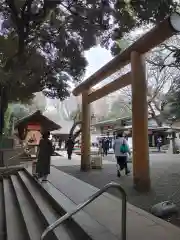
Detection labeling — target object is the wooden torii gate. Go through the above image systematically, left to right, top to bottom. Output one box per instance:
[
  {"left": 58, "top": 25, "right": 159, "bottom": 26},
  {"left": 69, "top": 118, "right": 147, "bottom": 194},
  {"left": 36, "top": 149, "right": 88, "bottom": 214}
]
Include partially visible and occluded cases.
[{"left": 72, "top": 13, "right": 180, "bottom": 191}]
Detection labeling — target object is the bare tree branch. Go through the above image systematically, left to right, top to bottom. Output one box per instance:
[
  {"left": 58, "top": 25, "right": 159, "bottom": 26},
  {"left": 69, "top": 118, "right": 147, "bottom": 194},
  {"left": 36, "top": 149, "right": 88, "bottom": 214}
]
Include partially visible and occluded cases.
[
  {"left": 69, "top": 120, "right": 81, "bottom": 137},
  {"left": 72, "top": 128, "right": 81, "bottom": 141}
]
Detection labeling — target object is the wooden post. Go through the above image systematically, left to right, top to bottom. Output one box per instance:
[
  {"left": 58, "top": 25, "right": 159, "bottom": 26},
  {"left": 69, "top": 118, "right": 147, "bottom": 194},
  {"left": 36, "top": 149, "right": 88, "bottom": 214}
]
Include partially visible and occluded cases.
[
  {"left": 131, "top": 51, "right": 150, "bottom": 191},
  {"left": 81, "top": 90, "right": 91, "bottom": 171},
  {"left": 152, "top": 135, "right": 155, "bottom": 147}
]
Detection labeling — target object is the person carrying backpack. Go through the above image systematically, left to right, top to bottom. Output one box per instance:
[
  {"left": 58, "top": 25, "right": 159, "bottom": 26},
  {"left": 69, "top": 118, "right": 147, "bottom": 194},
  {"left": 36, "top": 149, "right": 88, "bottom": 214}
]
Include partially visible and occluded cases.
[{"left": 113, "top": 132, "right": 131, "bottom": 177}]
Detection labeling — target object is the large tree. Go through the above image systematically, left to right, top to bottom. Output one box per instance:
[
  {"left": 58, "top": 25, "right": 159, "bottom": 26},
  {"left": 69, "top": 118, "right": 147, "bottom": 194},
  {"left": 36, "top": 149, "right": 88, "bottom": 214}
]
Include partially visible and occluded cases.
[
  {"left": 0, "top": 0, "right": 178, "bottom": 135},
  {"left": 0, "top": 0, "right": 112, "bottom": 134},
  {"left": 110, "top": 0, "right": 178, "bottom": 54},
  {"left": 110, "top": 26, "right": 180, "bottom": 126},
  {"left": 111, "top": 59, "right": 178, "bottom": 126},
  {"left": 164, "top": 78, "right": 180, "bottom": 121},
  {"left": 27, "top": 92, "right": 47, "bottom": 113},
  {"left": 106, "top": 95, "right": 131, "bottom": 120},
  {"left": 68, "top": 102, "right": 96, "bottom": 144}
]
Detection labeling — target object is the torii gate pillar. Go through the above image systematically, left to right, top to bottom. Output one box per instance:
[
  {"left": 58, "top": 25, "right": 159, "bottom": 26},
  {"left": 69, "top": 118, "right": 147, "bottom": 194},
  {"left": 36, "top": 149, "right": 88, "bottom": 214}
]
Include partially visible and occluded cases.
[
  {"left": 131, "top": 51, "right": 150, "bottom": 191},
  {"left": 81, "top": 90, "right": 91, "bottom": 171}
]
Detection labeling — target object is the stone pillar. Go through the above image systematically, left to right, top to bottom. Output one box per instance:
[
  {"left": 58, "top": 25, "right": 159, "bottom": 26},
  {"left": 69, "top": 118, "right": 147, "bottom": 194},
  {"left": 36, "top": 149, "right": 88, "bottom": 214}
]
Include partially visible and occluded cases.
[
  {"left": 131, "top": 51, "right": 150, "bottom": 191},
  {"left": 81, "top": 90, "right": 91, "bottom": 171},
  {"left": 152, "top": 135, "right": 155, "bottom": 147},
  {"left": 0, "top": 151, "right": 4, "bottom": 167}
]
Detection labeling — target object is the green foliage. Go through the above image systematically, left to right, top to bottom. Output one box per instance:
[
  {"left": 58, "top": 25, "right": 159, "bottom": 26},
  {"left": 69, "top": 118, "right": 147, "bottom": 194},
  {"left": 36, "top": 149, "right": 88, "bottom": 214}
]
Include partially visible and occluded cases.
[
  {"left": 0, "top": 0, "right": 177, "bottom": 101},
  {"left": 0, "top": 0, "right": 178, "bottom": 134},
  {"left": 0, "top": 0, "right": 115, "bottom": 102},
  {"left": 0, "top": 0, "right": 116, "bottom": 134},
  {"left": 110, "top": 0, "right": 177, "bottom": 55},
  {"left": 164, "top": 82, "right": 180, "bottom": 121},
  {"left": 101, "top": 96, "right": 132, "bottom": 121},
  {"left": 3, "top": 103, "right": 32, "bottom": 136},
  {"left": 11, "top": 103, "right": 30, "bottom": 122},
  {"left": 3, "top": 105, "right": 13, "bottom": 136},
  {"left": 69, "top": 105, "right": 82, "bottom": 122}
]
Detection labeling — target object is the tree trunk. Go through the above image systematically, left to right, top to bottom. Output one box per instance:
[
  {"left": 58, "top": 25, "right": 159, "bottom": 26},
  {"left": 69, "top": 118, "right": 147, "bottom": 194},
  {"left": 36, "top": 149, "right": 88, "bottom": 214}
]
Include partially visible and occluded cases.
[
  {"left": 0, "top": 87, "right": 8, "bottom": 167},
  {"left": 0, "top": 87, "right": 8, "bottom": 135},
  {"left": 148, "top": 102, "right": 162, "bottom": 127},
  {"left": 69, "top": 121, "right": 81, "bottom": 138},
  {"left": 72, "top": 129, "right": 82, "bottom": 142},
  {"left": 172, "top": 132, "right": 177, "bottom": 154},
  {"left": 0, "top": 151, "right": 3, "bottom": 167}
]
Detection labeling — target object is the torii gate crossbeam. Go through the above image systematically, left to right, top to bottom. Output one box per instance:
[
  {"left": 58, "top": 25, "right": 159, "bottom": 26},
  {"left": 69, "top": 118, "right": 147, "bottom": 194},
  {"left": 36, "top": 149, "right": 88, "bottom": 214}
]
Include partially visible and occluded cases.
[{"left": 72, "top": 13, "right": 180, "bottom": 191}]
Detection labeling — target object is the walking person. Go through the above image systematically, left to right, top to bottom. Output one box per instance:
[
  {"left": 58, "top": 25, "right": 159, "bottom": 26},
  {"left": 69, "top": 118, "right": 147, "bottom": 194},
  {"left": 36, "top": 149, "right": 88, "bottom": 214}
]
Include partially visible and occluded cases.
[
  {"left": 36, "top": 131, "right": 53, "bottom": 182},
  {"left": 113, "top": 132, "right": 131, "bottom": 177},
  {"left": 66, "top": 136, "right": 74, "bottom": 160},
  {"left": 157, "top": 136, "right": 162, "bottom": 152},
  {"left": 101, "top": 138, "right": 105, "bottom": 157},
  {"left": 103, "top": 138, "right": 109, "bottom": 156},
  {"left": 105, "top": 138, "right": 110, "bottom": 155}
]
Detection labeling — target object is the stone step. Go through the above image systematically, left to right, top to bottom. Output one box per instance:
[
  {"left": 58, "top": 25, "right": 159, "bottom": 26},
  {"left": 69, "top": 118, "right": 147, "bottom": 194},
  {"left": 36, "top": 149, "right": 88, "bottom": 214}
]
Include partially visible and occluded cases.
[
  {"left": 0, "top": 167, "right": 103, "bottom": 240},
  {"left": 18, "top": 170, "right": 77, "bottom": 240},
  {"left": 28, "top": 173, "right": 118, "bottom": 240},
  {"left": 10, "top": 174, "right": 45, "bottom": 240},
  {"left": 3, "top": 177, "right": 28, "bottom": 240},
  {"left": 0, "top": 181, "right": 5, "bottom": 240}
]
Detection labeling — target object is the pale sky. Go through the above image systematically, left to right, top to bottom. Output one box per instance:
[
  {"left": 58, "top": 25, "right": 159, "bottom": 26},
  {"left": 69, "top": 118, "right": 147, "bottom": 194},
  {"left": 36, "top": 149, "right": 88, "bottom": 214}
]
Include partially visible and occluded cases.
[
  {"left": 83, "top": 27, "right": 147, "bottom": 85},
  {"left": 46, "top": 45, "right": 112, "bottom": 111},
  {"left": 84, "top": 45, "right": 113, "bottom": 79}
]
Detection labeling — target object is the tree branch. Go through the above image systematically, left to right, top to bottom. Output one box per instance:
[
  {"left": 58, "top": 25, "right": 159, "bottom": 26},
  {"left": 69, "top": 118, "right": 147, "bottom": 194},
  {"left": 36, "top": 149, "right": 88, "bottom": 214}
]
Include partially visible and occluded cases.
[
  {"left": 7, "top": 0, "right": 20, "bottom": 25},
  {"left": 161, "top": 43, "right": 178, "bottom": 52},
  {"left": 148, "top": 102, "right": 162, "bottom": 126},
  {"left": 69, "top": 120, "right": 81, "bottom": 136},
  {"left": 72, "top": 128, "right": 81, "bottom": 141}
]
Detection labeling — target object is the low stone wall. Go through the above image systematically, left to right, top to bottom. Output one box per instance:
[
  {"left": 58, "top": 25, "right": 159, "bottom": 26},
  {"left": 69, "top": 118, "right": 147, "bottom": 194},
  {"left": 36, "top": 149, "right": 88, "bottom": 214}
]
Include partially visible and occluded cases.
[
  {"left": 2, "top": 147, "right": 30, "bottom": 167},
  {"left": 91, "top": 155, "right": 102, "bottom": 169}
]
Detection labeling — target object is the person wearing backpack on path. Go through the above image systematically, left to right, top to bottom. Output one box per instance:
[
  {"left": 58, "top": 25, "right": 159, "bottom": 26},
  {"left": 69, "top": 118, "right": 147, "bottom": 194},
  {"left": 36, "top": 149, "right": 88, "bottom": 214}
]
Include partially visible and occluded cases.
[{"left": 113, "top": 132, "right": 131, "bottom": 177}]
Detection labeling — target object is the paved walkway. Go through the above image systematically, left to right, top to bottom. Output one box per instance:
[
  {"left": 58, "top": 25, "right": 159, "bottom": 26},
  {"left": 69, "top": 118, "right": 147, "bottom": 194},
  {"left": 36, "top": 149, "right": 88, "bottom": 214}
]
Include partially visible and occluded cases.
[
  {"left": 52, "top": 150, "right": 114, "bottom": 166},
  {"left": 53, "top": 153, "right": 180, "bottom": 227},
  {"left": 43, "top": 166, "right": 180, "bottom": 239}
]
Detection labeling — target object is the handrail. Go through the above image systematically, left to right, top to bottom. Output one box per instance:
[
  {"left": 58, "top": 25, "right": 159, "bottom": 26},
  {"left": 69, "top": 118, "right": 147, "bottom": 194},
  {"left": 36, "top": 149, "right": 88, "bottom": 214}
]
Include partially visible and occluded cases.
[
  {"left": 4, "top": 144, "right": 35, "bottom": 168},
  {"left": 0, "top": 146, "right": 34, "bottom": 177},
  {"left": 5, "top": 150, "right": 26, "bottom": 168},
  {"left": 41, "top": 182, "right": 127, "bottom": 240}
]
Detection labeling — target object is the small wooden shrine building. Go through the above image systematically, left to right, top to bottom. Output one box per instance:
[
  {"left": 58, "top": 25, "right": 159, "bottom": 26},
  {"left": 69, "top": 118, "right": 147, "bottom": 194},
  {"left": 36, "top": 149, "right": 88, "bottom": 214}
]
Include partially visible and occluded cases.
[{"left": 15, "top": 110, "right": 60, "bottom": 155}]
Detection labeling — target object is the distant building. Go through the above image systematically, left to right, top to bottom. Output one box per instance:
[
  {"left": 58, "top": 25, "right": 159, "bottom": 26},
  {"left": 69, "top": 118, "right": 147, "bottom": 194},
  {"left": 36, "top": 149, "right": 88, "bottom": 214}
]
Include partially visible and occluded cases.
[
  {"left": 92, "top": 116, "right": 172, "bottom": 147},
  {"left": 51, "top": 120, "right": 79, "bottom": 142}
]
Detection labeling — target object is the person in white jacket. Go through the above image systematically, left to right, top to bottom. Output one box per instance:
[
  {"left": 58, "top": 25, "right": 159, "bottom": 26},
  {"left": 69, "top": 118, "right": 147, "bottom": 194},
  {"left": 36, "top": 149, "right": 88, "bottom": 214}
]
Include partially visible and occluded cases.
[{"left": 113, "top": 132, "right": 131, "bottom": 177}]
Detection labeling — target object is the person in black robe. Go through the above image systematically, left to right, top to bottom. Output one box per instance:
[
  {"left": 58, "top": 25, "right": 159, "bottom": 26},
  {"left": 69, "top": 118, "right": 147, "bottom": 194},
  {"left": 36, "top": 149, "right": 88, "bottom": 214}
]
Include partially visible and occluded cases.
[
  {"left": 36, "top": 131, "right": 53, "bottom": 182},
  {"left": 66, "top": 136, "right": 74, "bottom": 160}
]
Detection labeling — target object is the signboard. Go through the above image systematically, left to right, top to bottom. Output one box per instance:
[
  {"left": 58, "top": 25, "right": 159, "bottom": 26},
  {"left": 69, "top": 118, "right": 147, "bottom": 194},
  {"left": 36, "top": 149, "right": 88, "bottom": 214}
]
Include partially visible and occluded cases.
[
  {"left": 27, "top": 124, "right": 41, "bottom": 131},
  {"left": 103, "top": 125, "right": 114, "bottom": 131},
  {"left": 25, "top": 130, "right": 41, "bottom": 145},
  {"left": 148, "top": 130, "right": 153, "bottom": 135}
]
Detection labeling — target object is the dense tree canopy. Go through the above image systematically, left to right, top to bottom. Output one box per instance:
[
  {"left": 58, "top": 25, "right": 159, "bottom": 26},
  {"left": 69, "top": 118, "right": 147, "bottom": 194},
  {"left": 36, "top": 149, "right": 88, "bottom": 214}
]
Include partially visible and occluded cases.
[
  {"left": 0, "top": 0, "right": 178, "bottom": 134},
  {"left": 0, "top": 0, "right": 113, "bottom": 132},
  {"left": 1, "top": 0, "right": 178, "bottom": 96},
  {"left": 110, "top": 0, "right": 178, "bottom": 55},
  {"left": 164, "top": 80, "right": 180, "bottom": 121}
]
